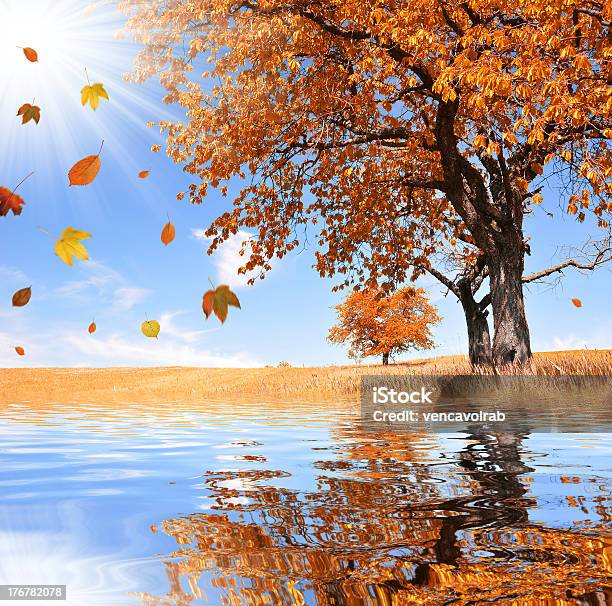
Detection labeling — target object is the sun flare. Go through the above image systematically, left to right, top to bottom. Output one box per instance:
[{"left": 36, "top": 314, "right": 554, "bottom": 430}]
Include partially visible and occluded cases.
[
  {"left": 0, "top": 0, "right": 174, "bottom": 216},
  {"left": 0, "top": 0, "right": 104, "bottom": 75}
]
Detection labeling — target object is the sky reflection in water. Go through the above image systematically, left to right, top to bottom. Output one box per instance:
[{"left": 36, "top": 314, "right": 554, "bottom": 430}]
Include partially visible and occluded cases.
[{"left": 0, "top": 401, "right": 609, "bottom": 605}]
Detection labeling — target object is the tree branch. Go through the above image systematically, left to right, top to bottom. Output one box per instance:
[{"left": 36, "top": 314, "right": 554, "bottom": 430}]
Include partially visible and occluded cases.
[{"left": 523, "top": 249, "right": 612, "bottom": 283}]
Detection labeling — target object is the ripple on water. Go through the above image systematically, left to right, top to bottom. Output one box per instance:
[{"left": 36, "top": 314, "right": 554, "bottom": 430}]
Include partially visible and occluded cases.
[{"left": 0, "top": 402, "right": 609, "bottom": 605}]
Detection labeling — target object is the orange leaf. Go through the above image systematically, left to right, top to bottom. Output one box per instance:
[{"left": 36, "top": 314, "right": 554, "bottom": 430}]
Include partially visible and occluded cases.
[
  {"left": 23, "top": 47, "right": 38, "bottom": 62},
  {"left": 17, "top": 103, "right": 41, "bottom": 125},
  {"left": 69, "top": 141, "right": 103, "bottom": 186},
  {"left": 68, "top": 155, "right": 101, "bottom": 186},
  {"left": 138, "top": 170, "right": 150, "bottom": 179},
  {"left": 0, "top": 187, "right": 26, "bottom": 217},
  {"left": 161, "top": 221, "right": 175, "bottom": 245},
  {"left": 202, "top": 285, "right": 241, "bottom": 323},
  {"left": 12, "top": 286, "right": 32, "bottom": 307},
  {"left": 202, "top": 291, "right": 214, "bottom": 319},
  {"left": 571, "top": 298, "right": 582, "bottom": 308},
  {"left": 88, "top": 321, "right": 97, "bottom": 334},
  {"left": 15, "top": 346, "right": 25, "bottom": 356}
]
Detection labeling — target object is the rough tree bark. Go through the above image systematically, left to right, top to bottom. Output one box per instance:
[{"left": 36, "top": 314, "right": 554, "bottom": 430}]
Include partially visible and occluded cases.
[
  {"left": 488, "top": 247, "right": 532, "bottom": 365},
  {"left": 424, "top": 257, "right": 493, "bottom": 366},
  {"left": 460, "top": 290, "right": 493, "bottom": 366},
  {"left": 382, "top": 352, "right": 390, "bottom": 365}
]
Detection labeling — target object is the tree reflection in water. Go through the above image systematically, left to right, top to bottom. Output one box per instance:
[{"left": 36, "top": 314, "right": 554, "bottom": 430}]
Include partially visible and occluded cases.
[{"left": 135, "top": 427, "right": 610, "bottom": 606}]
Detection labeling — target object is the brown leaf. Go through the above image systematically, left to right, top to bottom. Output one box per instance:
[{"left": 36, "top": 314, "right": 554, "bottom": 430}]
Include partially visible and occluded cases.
[
  {"left": 23, "top": 47, "right": 38, "bottom": 62},
  {"left": 17, "top": 103, "right": 41, "bottom": 125},
  {"left": 138, "top": 170, "right": 150, "bottom": 179},
  {"left": 0, "top": 187, "right": 26, "bottom": 217},
  {"left": 161, "top": 221, "right": 175, "bottom": 245},
  {"left": 216, "top": 284, "right": 241, "bottom": 309},
  {"left": 202, "top": 285, "right": 241, "bottom": 323},
  {"left": 12, "top": 286, "right": 32, "bottom": 307},
  {"left": 571, "top": 298, "right": 582, "bottom": 308},
  {"left": 88, "top": 321, "right": 97, "bottom": 334},
  {"left": 15, "top": 346, "right": 25, "bottom": 356}
]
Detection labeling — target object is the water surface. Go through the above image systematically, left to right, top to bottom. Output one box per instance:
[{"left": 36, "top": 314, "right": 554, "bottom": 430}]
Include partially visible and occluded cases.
[{"left": 0, "top": 400, "right": 609, "bottom": 605}]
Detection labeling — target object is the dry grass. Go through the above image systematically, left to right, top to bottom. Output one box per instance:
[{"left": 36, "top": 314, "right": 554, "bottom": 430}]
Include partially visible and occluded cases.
[{"left": 0, "top": 350, "right": 609, "bottom": 405}]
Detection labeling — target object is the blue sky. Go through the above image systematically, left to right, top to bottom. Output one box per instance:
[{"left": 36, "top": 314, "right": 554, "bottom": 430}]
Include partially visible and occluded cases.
[{"left": 0, "top": 0, "right": 610, "bottom": 368}]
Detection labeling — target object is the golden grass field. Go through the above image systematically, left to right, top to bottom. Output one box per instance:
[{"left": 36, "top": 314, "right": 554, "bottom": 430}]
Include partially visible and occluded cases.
[{"left": 0, "top": 350, "right": 609, "bottom": 404}]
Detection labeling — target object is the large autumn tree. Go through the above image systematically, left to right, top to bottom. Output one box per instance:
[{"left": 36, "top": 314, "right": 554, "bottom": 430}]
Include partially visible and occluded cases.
[
  {"left": 121, "top": 0, "right": 611, "bottom": 365},
  {"left": 328, "top": 287, "right": 440, "bottom": 364}
]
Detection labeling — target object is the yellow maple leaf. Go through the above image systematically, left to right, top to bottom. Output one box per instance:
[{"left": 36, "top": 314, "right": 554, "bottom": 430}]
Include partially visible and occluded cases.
[
  {"left": 81, "top": 82, "right": 109, "bottom": 111},
  {"left": 55, "top": 227, "right": 92, "bottom": 266}
]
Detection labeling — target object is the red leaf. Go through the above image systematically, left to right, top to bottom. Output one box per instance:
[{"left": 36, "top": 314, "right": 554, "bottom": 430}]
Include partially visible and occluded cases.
[{"left": 0, "top": 186, "right": 26, "bottom": 217}]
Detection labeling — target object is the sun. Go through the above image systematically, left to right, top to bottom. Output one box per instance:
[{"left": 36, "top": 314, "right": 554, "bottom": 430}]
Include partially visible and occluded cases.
[
  {"left": 0, "top": 0, "right": 96, "bottom": 72},
  {"left": 0, "top": 0, "right": 140, "bottom": 197},
  {"left": 0, "top": 0, "right": 176, "bottom": 217}
]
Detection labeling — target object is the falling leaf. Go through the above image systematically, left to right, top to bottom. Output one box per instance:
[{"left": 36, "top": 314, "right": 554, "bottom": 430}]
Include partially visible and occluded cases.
[
  {"left": 83, "top": 3, "right": 97, "bottom": 16},
  {"left": 22, "top": 47, "right": 38, "bottom": 62},
  {"left": 81, "top": 82, "right": 109, "bottom": 111},
  {"left": 17, "top": 103, "right": 41, "bottom": 125},
  {"left": 68, "top": 141, "right": 103, "bottom": 186},
  {"left": 138, "top": 170, "right": 150, "bottom": 179},
  {"left": 0, "top": 172, "right": 33, "bottom": 217},
  {"left": 0, "top": 187, "right": 25, "bottom": 217},
  {"left": 161, "top": 221, "right": 175, "bottom": 246},
  {"left": 55, "top": 227, "right": 92, "bottom": 266},
  {"left": 202, "top": 284, "right": 241, "bottom": 324},
  {"left": 12, "top": 287, "right": 32, "bottom": 307},
  {"left": 572, "top": 298, "right": 582, "bottom": 308},
  {"left": 141, "top": 319, "right": 160, "bottom": 338},
  {"left": 88, "top": 321, "right": 97, "bottom": 334},
  {"left": 15, "top": 346, "right": 25, "bottom": 356}
]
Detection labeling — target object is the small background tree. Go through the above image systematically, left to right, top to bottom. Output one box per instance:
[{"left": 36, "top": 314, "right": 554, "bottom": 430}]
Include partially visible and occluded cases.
[{"left": 328, "top": 287, "right": 440, "bottom": 365}]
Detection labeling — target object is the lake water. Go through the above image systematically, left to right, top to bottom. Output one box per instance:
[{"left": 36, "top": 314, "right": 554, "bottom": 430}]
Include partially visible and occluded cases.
[{"left": 0, "top": 400, "right": 609, "bottom": 605}]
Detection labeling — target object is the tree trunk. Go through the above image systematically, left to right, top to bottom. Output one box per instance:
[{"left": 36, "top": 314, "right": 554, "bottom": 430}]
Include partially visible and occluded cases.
[
  {"left": 488, "top": 251, "right": 532, "bottom": 365},
  {"left": 457, "top": 281, "right": 493, "bottom": 366},
  {"left": 464, "top": 305, "right": 493, "bottom": 366},
  {"left": 382, "top": 352, "right": 389, "bottom": 365}
]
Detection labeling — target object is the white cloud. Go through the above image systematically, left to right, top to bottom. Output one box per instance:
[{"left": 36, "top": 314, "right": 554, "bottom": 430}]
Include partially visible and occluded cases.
[
  {"left": 192, "top": 228, "right": 266, "bottom": 289},
  {"left": 53, "top": 260, "right": 125, "bottom": 299},
  {"left": 53, "top": 261, "right": 151, "bottom": 310},
  {"left": 0, "top": 265, "right": 29, "bottom": 283},
  {"left": 111, "top": 287, "right": 151, "bottom": 311},
  {"left": 159, "top": 311, "right": 216, "bottom": 343},
  {"left": 0, "top": 319, "right": 258, "bottom": 368},
  {"left": 64, "top": 332, "right": 258, "bottom": 367},
  {"left": 550, "top": 335, "right": 591, "bottom": 350}
]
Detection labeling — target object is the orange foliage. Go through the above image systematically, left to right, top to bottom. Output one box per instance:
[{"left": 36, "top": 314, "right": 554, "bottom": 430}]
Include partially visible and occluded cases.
[
  {"left": 120, "top": 0, "right": 611, "bottom": 291},
  {"left": 328, "top": 287, "right": 440, "bottom": 361}
]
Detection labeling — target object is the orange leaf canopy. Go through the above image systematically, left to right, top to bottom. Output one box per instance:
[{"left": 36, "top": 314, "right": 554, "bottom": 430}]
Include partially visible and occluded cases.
[
  {"left": 122, "top": 0, "right": 612, "bottom": 292},
  {"left": 328, "top": 287, "right": 440, "bottom": 359}
]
